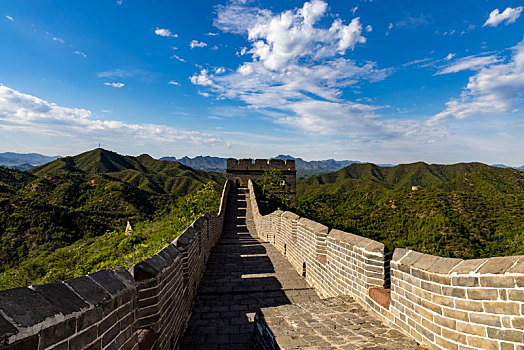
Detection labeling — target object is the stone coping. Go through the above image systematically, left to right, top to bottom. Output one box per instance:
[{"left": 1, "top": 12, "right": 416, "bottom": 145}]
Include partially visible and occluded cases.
[
  {"left": 281, "top": 211, "right": 300, "bottom": 220},
  {"left": 298, "top": 217, "right": 329, "bottom": 234},
  {"left": 328, "top": 229, "right": 386, "bottom": 254},
  {"left": 393, "top": 248, "right": 524, "bottom": 276},
  {"left": 0, "top": 267, "right": 134, "bottom": 343}
]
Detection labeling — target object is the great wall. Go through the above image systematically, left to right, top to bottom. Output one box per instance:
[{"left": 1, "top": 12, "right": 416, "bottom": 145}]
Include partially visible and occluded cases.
[{"left": 0, "top": 159, "right": 522, "bottom": 350}]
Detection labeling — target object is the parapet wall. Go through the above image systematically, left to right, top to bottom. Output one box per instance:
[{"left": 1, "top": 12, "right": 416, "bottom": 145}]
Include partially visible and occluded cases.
[
  {"left": 247, "top": 179, "right": 524, "bottom": 350},
  {"left": 0, "top": 180, "right": 231, "bottom": 349}
]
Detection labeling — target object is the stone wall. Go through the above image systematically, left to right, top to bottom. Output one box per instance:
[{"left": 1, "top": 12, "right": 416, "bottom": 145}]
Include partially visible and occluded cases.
[
  {"left": 247, "top": 179, "right": 524, "bottom": 350},
  {"left": 0, "top": 180, "right": 231, "bottom": 349}
]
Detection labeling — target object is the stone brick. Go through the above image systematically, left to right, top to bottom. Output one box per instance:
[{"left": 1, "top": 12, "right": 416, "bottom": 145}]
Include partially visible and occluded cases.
[
  {"left": 477, "top": 256, "right": 520, "bottom": 274},
  {"left": 507, "top": 256, "right": 524, "bottom": 274},
  {"left": 451, "top": 259, "right": 487, "bottom": 274},
  {"left": 65, "top": 276, "right": 111, "bottom": 306},
  {"left": 452, "top": 276, "right": 479, "bottom": 287},
  {"left": 480, "top": 276, "right": 515, "bottom": 288},
  {"left": 33, "top": 282, "right": 89, "bottom": 314},
  {"left": 441, "top": 285, "right": 466, "bottom": 298},
  {"left": 0, "top": 287, "right": 59, "bottom": 327},
  {"left": 467, "top": 288, "right": 499, "bottom": 300},
  {"left": 508, "top": 289, "right": 524, "bottom": 302},
  {"left": 432, "top": 294, "right": 454, "bottom": 307},
  {"left": 455, "top": 299, "right": 484, "bottom": 312},
  {"left": 483, "top": 302, "right": 521, "bottom": 315},
  {"left": 443, "top": 308, "right": 468, "bottom": 321},
  {"left": 469, "top": 313, "right": 501, "bottom": 327},
  {"left": 433, "top": 314, "right": 456, "bottom": 329},
  {"left": 39, "top": 317, "right": 76, "bottom": 349},
  {"left": 513, "top": 317, "right": 524, "bottom": 330},
  {"left": 457, "top": 322, "right": 486, "bottom": 336},
  {"left": 69, "top": 325, "right": 98, "bottom": 350},
  {"left": 487, "top": 327, "right": 524, "bottom": 344},
  {"left": 442, "top": 328, "right": 466, "bottom": 343},
  {"left": 435, "top": 335, "right": 459, "bottom": 350},
  {"left": 467, "top": 335, "right": 499, "bottom": 350}
]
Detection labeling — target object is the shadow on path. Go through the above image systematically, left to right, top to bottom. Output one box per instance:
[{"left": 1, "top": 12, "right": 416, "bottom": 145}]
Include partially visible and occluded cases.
[{"left": 179, "top": 188, "right": 318, "bottom": 350}]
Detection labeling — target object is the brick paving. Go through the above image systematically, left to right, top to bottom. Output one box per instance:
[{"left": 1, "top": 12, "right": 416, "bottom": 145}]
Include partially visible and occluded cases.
[
  {"left": 179, "top": 188, "right": 420, "bottom": 349},
  {"left": 179, "top": 189, "right": 319, "bottom": 349}
]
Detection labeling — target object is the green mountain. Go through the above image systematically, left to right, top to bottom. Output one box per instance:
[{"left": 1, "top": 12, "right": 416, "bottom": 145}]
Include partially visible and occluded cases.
[
  {"left": 30, "top": 148, "right": 224, "bottom": 196},
  {"left": 0, "top": 149, "right": 225, "bottom": 279},
  {"left": 295, "top": 162, "right": 524, "bottom": 259}
]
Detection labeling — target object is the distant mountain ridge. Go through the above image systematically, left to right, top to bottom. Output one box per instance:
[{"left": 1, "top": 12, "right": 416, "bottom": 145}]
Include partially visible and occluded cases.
[
  {"left": 0, "top": 152, "right": 60, "bottom": 171},
  {"left": 159, "top": 154, "right": 393, "bottom": 177}
]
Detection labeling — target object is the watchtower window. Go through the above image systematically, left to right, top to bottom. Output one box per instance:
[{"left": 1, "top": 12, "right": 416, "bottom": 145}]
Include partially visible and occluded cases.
[{"left": 280, "top": 180, "right": 286, "bottom": 186}]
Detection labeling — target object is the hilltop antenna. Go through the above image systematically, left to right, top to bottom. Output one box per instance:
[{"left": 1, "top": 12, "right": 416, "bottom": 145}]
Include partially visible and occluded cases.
[{"left": 98, "top": 142, "right": 100, "bottom": 149}]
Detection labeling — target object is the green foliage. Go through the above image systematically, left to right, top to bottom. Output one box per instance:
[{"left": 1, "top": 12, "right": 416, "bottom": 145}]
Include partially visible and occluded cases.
[
  {"left": 296, "top": 163, "right": 524, "bottom": 259},
  {"left": 256, "top": 169, "right": 291, "bottom": 214},
  {"left": 0, "top": 181, "right": 220, "bottom": 290}
]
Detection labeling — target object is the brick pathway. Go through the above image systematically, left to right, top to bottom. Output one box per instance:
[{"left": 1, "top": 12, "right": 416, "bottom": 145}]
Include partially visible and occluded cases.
[
  {"left": 179, "top": 188, "right": 420, "bottom": 349},
  {"left": 179, "top": 189, "right": 319, "bottom": 349}
]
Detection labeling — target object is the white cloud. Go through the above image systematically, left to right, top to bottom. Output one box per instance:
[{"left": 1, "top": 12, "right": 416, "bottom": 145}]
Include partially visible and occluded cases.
[
  {"left": 116, "top": 0, "right": 123, "bottom": 4},
  {"left": 193, "top": 0, "right": 391, "bottom": 136},
  {"left": 351, "top": 6, "right": 358, "bottom": 15},
  {"left": 483, "top": 7, "right": 523, "bottom": 27},
  {"left": 5, "top": 16, "right": 14, "bottom": 21},
  {"left": 388, "top": 23, "right": 393, "bottom": 30},
  {"left": 365, "top": 25, "right": 372, "bottom": 32},
  {"left": 154, "top": 28, "right": 178, "bottom": 38},
  {"left": 206, "top": 32, "right": 219, "bottom": 36},
  {"left": 53, "top": 37, "right": 65, "bottom": 44},
  {"left": 430, "top": 38, "right": 524, "bottom": 123},
  {"left": 190, "top": 40, "right": 207, "bottom": 48},
  {"left": 74, "top": 51, "right": 87, "bottom": 58},
  {"left": 436, "top": 53, "right": 501, "bottom": 75},
  {"left": 444, "top": 53, "right": 455, "bottom": 61},
  {"left": 171, "top": 54, "right": 186, "bottom": 62},
  {"left": 215, "top": 67, "right": 226, "bottom": 74},
  {"left": 97, "top": 68, "right": 142, "bottom": 79},
  {"left": 168, "top": 80, "right": 180, "bottom": 86},
  {"left": 104, "top": 82, "right": 125, "bottom": 88},
  {"left": 0, "top": 85, "right": 221, "bottom": 146}
]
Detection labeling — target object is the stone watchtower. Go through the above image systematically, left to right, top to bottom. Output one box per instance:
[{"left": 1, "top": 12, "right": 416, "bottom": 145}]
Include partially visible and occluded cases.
[{"left": 226, "top": 158, "right": 297, "bottom": 204}]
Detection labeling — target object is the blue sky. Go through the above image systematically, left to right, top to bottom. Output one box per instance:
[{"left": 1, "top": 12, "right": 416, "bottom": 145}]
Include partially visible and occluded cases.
[{"left": 1, "top": 0, "right": 523, "bottom": 165}]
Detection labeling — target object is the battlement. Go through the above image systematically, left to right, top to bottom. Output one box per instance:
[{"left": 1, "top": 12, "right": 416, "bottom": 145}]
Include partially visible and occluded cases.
[{"left": 226, "top": 158, "right": 295, "bottom": 171}]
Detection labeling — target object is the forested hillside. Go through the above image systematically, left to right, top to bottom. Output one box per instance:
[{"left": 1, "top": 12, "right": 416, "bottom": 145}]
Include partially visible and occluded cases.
[
  {"left": 0, "top": 149, "right": 224, "bottom": 289},
  {"left": 296, "top": 162, "right": 524, "bottom": 259}
]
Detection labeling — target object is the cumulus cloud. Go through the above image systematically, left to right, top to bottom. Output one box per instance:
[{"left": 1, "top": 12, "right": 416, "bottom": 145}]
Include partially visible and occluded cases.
[
  {"left": 192, "top": 0, "right": 394, "bottom": 136},
  {"left": 483, "top": 7, "right": 523, "bottom": 27},
  {"left": 154, "top": 28, "right": 178, "bottom": 38},
  {"left": 430, "top": 38, "right": 524, "bottom": 123},
  {"left": 190, "top": 40, "right": 207, "bottom": 49},
  {"left": 436, "top": 53, "right": 501, "bottom": 75},
  {"left": 104, "top": 82, "right": 125, "bottom": 88},
  {"left": 0, "top": 85, "right": 221, "bottom": 145}
]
